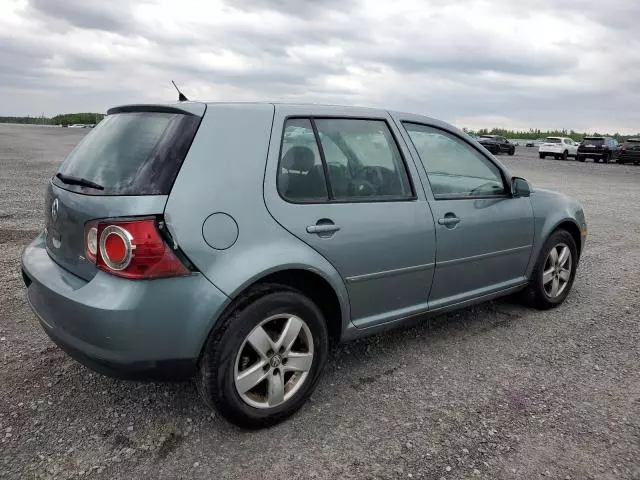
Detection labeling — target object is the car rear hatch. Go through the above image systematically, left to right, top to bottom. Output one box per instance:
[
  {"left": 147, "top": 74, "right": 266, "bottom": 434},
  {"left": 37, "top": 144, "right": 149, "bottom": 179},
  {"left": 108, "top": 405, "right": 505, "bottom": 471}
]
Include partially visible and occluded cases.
[
  {"left": 45, "top": 103, "right": 205, "bottom": 281},
  {"left": 578, "top": 137, "right": 604, "bottom": 153},
  {"left": 542, "top": 138, "right": 562, "bottom": 149},
  {"left": 622, "top": 139, "right": 640, "bottom": 153}
]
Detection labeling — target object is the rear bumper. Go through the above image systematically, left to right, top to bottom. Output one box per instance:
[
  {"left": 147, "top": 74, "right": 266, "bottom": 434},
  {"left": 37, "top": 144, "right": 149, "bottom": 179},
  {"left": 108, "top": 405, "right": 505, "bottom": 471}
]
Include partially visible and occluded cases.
[
  {"left": 539, "top": 146, "right": 571, "bottom": 155},
  {"left": 539, "top": 147, "right": 562, "bottom": 153},
  {"left": 577, "top": 150, "right": 607, "bottom": 158},
  {"left": 618, "top": 152, "right": 640, "bottom": 163},
  {"left": 21, "top": 233, "right": 230, "bottom": 380}
]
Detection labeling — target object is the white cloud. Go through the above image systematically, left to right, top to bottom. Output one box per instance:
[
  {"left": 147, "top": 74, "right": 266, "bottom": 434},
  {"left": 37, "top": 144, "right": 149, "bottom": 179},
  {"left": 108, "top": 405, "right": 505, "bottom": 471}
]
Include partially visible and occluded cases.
[{"left": 0, "top": 0, "right": 638, "bottom": 133}]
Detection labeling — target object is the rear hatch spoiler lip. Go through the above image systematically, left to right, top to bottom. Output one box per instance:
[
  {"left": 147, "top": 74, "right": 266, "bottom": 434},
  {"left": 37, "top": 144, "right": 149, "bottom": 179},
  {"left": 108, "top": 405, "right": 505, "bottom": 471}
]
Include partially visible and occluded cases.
[{"left": 107, "top": 102, "right": 206, "bottom": 118}]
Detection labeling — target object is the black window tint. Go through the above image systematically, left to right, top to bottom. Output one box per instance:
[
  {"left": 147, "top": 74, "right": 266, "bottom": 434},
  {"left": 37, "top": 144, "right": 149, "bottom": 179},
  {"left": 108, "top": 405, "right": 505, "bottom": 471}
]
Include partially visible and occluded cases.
[
  {"left": 53, "top": 112, "right": 200, "bottom": 195},
  {"left": 278, "top": 119, "right": 328, "bottom": 202},
  {"left": 314, "top": 119, "right": 412, "bottom": 200},
  {"left": 403, "top": 123, "right": 506, "bottom": 199},
  {"left": 584, "top": 138, "right": 604, "bottom": 146}
]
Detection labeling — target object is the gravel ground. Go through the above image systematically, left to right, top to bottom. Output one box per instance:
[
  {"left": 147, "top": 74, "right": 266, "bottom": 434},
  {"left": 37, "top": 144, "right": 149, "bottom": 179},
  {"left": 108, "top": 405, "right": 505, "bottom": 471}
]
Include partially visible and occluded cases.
[{"left": 1, "top": 124, "right": 639, "bottom": 480}]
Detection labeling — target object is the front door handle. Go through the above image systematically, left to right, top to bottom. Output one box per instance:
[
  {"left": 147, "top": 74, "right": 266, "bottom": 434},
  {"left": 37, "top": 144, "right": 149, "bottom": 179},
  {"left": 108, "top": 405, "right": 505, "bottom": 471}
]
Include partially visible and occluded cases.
[
  {"left": 438, "top": 216, "right": 461, "bottom": 227},
  {"left": 306, "top": 224, "right": 340, "bottom": 234}
]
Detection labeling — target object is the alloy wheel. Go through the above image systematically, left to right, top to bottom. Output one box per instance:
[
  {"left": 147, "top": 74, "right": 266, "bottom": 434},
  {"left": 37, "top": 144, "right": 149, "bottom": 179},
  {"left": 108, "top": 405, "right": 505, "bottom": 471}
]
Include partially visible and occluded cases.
[
  {"left": 543, "top": 243, "right": 572, "bottom": 298},
  {"left": 234, "top": 314, "right": 314, "bottom": 409}
]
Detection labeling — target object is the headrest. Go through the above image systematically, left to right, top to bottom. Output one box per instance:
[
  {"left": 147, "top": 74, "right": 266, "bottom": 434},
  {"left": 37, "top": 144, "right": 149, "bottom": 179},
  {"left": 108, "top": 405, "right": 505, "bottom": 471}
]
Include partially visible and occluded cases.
[{"left": 282, "top": 146, "right": 315, "bottom": 172}]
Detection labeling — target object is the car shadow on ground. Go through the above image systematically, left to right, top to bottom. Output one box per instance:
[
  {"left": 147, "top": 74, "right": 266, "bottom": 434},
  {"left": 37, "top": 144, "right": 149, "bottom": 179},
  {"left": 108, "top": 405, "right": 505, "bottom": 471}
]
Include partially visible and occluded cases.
[{"left": 18, "top": 295, "right": 529, "bottom": 433}]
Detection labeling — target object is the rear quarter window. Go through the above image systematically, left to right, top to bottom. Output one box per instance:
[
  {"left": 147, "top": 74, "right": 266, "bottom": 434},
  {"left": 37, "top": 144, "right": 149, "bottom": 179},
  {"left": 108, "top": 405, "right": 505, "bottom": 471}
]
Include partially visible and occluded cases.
[{"left": 53, "top": 111, "right": 200, "bottom": 195}]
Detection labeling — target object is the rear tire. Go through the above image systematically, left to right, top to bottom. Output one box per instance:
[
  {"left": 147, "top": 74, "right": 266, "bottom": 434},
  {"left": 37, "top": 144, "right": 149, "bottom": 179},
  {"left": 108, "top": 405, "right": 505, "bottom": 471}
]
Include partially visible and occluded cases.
[
  {"left": 509, "top": 147, "right": 515, "bottom": 156},
  {"left": 539, "top": 153, "right": 545, "bottom": 159},
  {"left": 603, "top": 153, "right": 610, "bottom": 164},
  {"left": 554, "top": 154, "right": 560, "bottom": 160},
  {"left": 577, "top": 155, "right": 585, "bottom": 162},
  {"left": 520, "top": 230, "right": 578, "bottom": 310},
  {"left": 198, "top": 284, "right": 329, "bottom": 428}
]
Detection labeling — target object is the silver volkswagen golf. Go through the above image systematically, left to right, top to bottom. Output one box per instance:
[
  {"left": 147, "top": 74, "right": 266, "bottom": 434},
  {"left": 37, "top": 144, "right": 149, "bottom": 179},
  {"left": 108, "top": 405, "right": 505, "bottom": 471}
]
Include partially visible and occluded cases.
[{"left": 21, "top": 102, "right": 587, "bottom": 427}]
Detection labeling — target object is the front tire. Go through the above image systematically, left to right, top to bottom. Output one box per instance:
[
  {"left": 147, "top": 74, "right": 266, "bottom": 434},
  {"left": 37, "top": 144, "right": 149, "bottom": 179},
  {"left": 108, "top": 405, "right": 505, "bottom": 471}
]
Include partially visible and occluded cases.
[
  {"left": 509, "top": 147, "right": 515, "bottom": 156},
  {"left": 562, "top": 150, "right": 568, "bottom": 160},
  {"left": 539, "top": 153, "right": 545, "bottom": 159},
  {"left": 577, "top": 155, "right": 585, "bottom": 162},
  {"left": 521, "top": 230, "right": 578, "bottom": 310},
  {"left": 198, "top": 285, "right": 329, "bottom": 428}
]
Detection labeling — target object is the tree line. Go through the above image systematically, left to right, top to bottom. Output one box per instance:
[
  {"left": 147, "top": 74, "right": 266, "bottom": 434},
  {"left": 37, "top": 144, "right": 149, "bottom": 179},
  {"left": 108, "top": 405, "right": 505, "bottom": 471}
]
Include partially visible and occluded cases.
[
  {"left": 0, "top": 113, "right": 104, "bottom": 126},
  {"left": 0, "top": 115, "right": 637, "bottom": 140},
  {"left": 467, "top": 128, "right": 638, "bottom": 142}
]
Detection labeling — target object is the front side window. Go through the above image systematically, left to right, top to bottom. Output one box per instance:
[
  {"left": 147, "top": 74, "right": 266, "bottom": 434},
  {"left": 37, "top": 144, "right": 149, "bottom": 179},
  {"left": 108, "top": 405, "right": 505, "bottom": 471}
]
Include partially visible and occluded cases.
[
  {"left": 278, "top": 119, "right": 328, "bottom": 202},
  {"left": 403, "top": 123, "right": 506, "bottom": 199}
]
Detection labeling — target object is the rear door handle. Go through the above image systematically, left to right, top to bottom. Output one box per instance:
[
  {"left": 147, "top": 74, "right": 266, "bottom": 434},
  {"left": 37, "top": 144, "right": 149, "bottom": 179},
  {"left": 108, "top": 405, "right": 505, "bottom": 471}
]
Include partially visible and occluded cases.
[
  {"left": 438, "top": 216, "right": 460, "bottom": 226},
  {"left": 306, "top": 224, "right": 340, "bottom": 234}
]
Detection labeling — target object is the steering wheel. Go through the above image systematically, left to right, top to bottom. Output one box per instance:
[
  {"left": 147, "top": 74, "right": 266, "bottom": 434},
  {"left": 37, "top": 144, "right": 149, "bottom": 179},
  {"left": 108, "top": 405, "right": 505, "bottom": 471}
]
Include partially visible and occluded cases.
[{"left": 358, "top": 166, "right": 386, "bottom": 191}]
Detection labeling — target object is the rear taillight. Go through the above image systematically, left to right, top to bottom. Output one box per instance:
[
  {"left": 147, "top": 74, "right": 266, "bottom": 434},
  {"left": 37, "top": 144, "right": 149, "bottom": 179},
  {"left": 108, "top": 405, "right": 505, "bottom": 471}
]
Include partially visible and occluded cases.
[{"left": 84, "top": 218, "right": 190, "bottom": 279}]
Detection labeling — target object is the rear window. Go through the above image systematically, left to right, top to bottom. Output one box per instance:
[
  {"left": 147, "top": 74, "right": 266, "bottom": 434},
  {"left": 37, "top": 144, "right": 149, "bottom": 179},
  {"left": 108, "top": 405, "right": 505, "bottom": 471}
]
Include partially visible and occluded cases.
[
  {"left": 53, "top": 111, "right": 200, "bottom": 195},
  {"left": 545, "top": 138, "right": 562, "bottom": 143},
  {"left": 583, "top": 138, "right": 604, "bottom": 146}
]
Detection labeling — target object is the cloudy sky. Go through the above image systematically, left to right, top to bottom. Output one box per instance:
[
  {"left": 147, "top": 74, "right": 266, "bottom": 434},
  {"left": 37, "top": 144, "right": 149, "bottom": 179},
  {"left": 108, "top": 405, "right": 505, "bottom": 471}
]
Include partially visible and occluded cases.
[{"left": 1, "top": 0, "right": 639, "bottom": 132}]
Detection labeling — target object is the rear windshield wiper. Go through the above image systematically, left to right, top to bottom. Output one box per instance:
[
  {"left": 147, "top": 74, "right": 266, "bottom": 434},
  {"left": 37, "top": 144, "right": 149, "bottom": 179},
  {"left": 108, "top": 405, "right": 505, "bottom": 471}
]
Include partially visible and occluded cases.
[{"left": 55, "top": 173, "right": 104, "bottom": 190}]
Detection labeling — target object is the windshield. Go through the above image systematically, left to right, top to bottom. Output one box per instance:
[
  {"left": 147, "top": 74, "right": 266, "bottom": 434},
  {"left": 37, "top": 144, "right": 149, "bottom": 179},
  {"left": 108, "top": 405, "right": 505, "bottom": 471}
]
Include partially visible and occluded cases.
[
  {"left": 53, "top": 111, "right": 200, "bottom": 195},
  {"left": 545, "top": 138, "right": 562, "bottom": 144}
]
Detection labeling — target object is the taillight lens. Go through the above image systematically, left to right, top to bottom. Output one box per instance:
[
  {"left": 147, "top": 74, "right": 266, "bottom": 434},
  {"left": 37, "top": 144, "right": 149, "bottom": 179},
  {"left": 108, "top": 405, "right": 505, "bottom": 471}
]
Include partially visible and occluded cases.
[
  {"left": 84, "top": 218, "right": 190, "bottom": 279},
  {"left": 85, "top": 224, "right": 98, "bottom": 262}
]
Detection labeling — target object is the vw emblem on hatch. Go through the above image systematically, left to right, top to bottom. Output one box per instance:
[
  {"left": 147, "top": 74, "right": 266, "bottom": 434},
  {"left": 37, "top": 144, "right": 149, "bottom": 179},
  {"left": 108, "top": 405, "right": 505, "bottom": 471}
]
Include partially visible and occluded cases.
[{"left": 51, "top": 198, "right": 59, "bottom": 221}]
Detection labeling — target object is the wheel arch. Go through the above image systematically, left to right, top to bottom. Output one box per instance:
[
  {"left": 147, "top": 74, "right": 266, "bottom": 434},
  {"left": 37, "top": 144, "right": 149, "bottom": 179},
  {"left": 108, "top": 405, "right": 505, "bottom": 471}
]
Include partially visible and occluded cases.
[
  {"left": 526, "top": 214, "right": 584, "bottom": 280},
  {"left": 552, "top": 220, "right": 582, "bottom": 259},
  {"left": 200, "top": 265, "right": 349, "bottom": 359},
  {"left": 244, "top": 268, "right": 345, "bottom": 345}
]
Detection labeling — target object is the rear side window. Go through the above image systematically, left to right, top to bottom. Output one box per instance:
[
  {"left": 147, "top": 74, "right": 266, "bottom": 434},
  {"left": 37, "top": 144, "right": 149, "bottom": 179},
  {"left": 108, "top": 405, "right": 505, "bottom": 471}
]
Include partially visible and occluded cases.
[
  {"left": 53, "top": 111, "right": 200, "bottom": 195},
  {"left": 277, "top": 117, "right": 413, "bottom": 202},
  {"left": 278, "top": 119, "right": 328, "bottom": 202},
  {"left": 314, "top": 119, "right": 412, "bottom": 200}
]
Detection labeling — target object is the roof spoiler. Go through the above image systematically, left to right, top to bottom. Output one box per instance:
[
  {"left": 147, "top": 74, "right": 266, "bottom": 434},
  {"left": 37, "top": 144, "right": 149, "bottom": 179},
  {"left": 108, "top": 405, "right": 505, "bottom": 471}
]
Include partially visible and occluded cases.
[{"left": 106, "top": 103, "right": 206, "bottom": 117}]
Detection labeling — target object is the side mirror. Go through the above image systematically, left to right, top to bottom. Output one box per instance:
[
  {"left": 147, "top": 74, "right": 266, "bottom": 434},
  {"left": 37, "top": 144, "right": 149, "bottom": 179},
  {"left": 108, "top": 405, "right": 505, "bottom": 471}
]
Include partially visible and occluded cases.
[{"left": 512, "top": 177, "right": 531, "bottom": 197}]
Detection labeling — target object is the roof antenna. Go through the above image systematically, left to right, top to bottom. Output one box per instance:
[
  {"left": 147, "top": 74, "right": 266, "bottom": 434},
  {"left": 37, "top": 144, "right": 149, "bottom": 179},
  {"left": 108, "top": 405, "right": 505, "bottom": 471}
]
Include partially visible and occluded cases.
[{"left": 171, "top": 80, "right": 189, "bottom": 102}]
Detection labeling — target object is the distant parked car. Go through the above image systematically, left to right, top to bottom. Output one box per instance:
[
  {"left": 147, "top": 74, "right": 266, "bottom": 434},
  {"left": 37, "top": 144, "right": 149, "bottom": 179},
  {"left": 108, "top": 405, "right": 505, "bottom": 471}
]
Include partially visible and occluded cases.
[
  {"left": 21, "top": 101, "right": 587, "bottom": 427},
  {"left": 68, "top": 124, "right": 87, "bottom": 129},
  {"left": 478, "top": 135, "right": 516, "bottom": 155},
  {"left": 538, "top": 137, "right": 578, "bottom": 160},
  {"left": 576, "top": 137, "right": 618, "bottom": 163},
  {"left": 617, "top": 138, "right": 640, "bottom": 165},
  {"left": 525, "top": 141, "right": 535, "bottom": 147}
]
